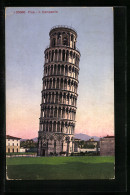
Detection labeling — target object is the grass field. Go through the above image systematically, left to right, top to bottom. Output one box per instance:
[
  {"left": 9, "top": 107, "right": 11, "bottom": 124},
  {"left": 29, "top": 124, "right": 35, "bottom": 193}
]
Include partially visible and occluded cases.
[{"left": 6, "top": 156, "right": 115, "bottom": 180}]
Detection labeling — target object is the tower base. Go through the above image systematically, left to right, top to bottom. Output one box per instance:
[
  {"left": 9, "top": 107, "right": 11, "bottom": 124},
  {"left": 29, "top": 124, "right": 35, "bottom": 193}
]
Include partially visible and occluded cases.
[{"left": 37, "top": 131, "right": 74, "bottom": 157}]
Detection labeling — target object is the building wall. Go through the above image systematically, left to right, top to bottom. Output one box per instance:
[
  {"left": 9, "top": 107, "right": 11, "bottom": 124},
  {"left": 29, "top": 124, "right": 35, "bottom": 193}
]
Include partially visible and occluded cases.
[
  {"left": 38, "top": 132, "right": 74, "bottom": 156},
  {"left": 100, "top": 138, "right": 115, "bottom": 156},
  {"left": 6, "top": 139, "right": 20, "bottom": 153},
  {"left": 20, "top": 148, "right": 26, "bottom": 152},
  {"left": 78, "top": 148, "right": 97, "bottom": 152}
]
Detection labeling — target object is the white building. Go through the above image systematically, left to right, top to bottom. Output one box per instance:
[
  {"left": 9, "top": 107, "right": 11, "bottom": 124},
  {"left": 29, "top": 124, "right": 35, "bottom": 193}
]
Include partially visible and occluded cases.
[{"left": 6, "top": 135, "right": 21, "bottom": 153}]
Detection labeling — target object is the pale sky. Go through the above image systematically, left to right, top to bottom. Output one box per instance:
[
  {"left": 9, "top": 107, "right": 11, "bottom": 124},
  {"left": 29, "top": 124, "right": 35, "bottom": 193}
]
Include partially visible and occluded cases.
[{"left": 5, "top": 7, "right": 114, "bottom": 139}]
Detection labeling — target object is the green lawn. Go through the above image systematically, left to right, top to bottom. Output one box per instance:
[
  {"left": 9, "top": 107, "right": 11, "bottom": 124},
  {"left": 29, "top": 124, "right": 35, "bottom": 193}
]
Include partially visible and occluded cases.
[{"left": 6, "top": 156, "right": 115, "bottom": 180}]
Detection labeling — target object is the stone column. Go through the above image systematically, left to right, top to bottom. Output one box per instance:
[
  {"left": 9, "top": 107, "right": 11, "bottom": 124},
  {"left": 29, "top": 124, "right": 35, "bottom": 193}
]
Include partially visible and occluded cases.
[
  {"left": 57, "top": 50, "right": 59, "bottom": 61},
  {"left": 61, "top": 50, "right": 62, "bottom": 61},
  {"left": 50, "top": 51, "right": 52, "bottom": 62},
  {"left": 54, "top": 51, "right": 55, "bottom": 62},
  {"left": 65, "top": 51, "right": 67, "bottom": 62},
  {"left": 56, "top": 65, "right": 58, "bottom": 75},
  {"left": 60, "top": 65, "right": 61, "bottom": 75},
  {"left": 52, "top": 66, "right": 54, "bottom": 75},
  {"left": 59, "top": 79, "right": 61, "bottom": 89},
  {"left": 63, "top": 79, "right": 64, "bottom": 90},
  {"left": 52, "top": 80, "right": 53, "bottom": 89},
  {"left": 55, "top": 80, "right": 56, "bottom": 89},
  {"left": 50, "top": 93, "right": 52, "bottom": 103},
  {"left": 54, "top": 93, "right": 56, "bottom": 103},
  {"left": 46, "top": 94, "right": 48, "bottom": 103},
  {"left": 61, "top": 94, "right": 63, "bottom": 103},
  {"left": 65, "top": 95, "right": 67, "bottom": 104},
  {"left": 52, "top": 107, "right": 54, "bottom": 117},
  {"left": 48, "top": 108, "right": 51, "bottom": 118},
  {"left": 57, "top": 108, "right": 58, "bottom": 118},
  {"left": 61, "top": 109, "right": 63, "bottom": 119},
  {"left": 67, "top": 111, "right": 68, "bottom": 120},
  {"left": 71, "top": 111, "right": 72, "bottom": 120},
  {"left": 52, "top": 122, "right": 54, "bottom": 132},
  {"left": 59, "top": 122, "right": 61, "bottom": 132},
  {"left": 45, "top": 123, "right": 46, "bottom": 132},
  {"left": 47, "top": 123, "right": 49, "bottom": 132},
  {"left": 56, "top": 123, "right": 57, "bottom": 132}
]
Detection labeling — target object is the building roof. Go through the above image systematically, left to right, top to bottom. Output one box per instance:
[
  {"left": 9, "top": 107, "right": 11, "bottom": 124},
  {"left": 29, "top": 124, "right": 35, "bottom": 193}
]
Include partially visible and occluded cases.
[
  {"left": 50, "top": 25, "right": 77, "bottom": 36},
  {"left": 6, "top": 135, "right": 21, "bottom": 140},
  {"left": 104, "top": 135, "right": 115, "bottom": 138}
]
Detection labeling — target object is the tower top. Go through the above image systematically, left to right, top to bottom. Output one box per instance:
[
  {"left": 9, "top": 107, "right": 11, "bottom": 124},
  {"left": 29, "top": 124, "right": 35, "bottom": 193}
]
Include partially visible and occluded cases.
[{"left": 49, "top": 25, "right": 77, "bottom": 37}]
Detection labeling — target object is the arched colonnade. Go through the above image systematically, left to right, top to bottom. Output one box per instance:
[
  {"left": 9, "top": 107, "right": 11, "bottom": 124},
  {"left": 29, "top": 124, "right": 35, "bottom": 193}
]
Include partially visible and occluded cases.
[
  {"left": 45, "top": 48, "right": 80, "bottom": 67},
  {"left": 44, "top": 63, "right": 79, "bottom": 79},
  {"left": 43, "top": 77, "right": 78, "bottom": 93},
  {"left": 41, "top": 91, "right": 77, "bottom": 107},
  {"left": 40, "top": 105, "right": 76, "bottom": 121},
  {"left": 39, "top": 120, "right": 75, "bottom": 134}
]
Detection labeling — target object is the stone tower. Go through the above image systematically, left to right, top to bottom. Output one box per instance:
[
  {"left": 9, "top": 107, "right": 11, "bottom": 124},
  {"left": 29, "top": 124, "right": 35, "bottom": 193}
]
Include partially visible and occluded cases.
[{"left": 37, "top": 25, "right": 80, "bottom": 156}]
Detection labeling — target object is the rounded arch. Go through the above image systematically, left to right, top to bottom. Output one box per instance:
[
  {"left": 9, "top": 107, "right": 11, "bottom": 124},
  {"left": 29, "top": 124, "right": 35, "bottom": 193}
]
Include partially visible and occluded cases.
[{"left": 52, "top": 38, "right": 56, "bottom": 47}]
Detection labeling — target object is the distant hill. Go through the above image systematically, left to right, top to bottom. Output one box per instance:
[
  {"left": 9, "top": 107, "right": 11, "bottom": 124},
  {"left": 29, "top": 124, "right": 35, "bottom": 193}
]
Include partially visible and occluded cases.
[
  {"left": 74, "top": 133, "right": 101, "bottom": 141},
  {"left": 21, "top": 134, "right": 100, "bottom": 142},
  {"left": 20, "top": 137, "right": 38, "bottom": 142},
  {"left": 33, "top": 137, "right": 38, "bottom": 142},
  {"left": 20, "top": 138, "right": 27, "bottom": 141}
]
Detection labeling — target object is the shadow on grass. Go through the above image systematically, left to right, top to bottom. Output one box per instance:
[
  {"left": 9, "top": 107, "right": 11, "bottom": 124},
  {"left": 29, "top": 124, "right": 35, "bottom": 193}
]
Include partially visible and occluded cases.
[{"left": 7, "top": 161, "right": 115, "bottom": 180}]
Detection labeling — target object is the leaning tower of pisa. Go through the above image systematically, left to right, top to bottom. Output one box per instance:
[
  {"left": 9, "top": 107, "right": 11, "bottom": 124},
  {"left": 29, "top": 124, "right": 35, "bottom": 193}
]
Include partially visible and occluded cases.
[{"left": 37, "top": 26, "right": 80, "bottom": 156}]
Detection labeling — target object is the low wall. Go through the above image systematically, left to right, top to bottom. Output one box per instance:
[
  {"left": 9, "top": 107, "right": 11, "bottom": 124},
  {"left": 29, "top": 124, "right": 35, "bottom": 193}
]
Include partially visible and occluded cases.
[{"left": 77, "top": 148, "right": 97, "bottom": 152}]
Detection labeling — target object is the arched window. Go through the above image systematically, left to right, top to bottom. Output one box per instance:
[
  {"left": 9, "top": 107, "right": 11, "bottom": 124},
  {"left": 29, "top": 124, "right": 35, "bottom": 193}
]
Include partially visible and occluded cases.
[
  {"left": 57, "top": 32, "right": 61, "bottom": 45},
  {"left": 58, "top": 32, "right": 61, "bottom": 39},
  {"left": 71, "top": 34, "right": 73, "bottom": 41},
  {"left": 63, "top": 37, "right": 68, "bottom": 46},
  {"left": 52, "top": 38, "right": 55, "bottom": 47},
  {"left": 74, "top": 42, "right": 76, "bottom": 49},
  {"left": 62, "top": 50, "right": 65, "bottom": 61},
  {"left": 51, "top": 51, "right": 54, "bottom": 61},
  {"left": 70, "top": 51, "right": 72, "bottom": 58},
  {"left": 51, "top": 65, "right": 53, "bottom": 75},
  {"left": 54, "top": 65, "right": 56, "bottom": 75},
  {"left": 53, "top": 78, "right": 55, "bottom": 88},
  {"left": 64, "top": 79, "right": 67, "bottom": 89},
  {"left": 56, "top": 92, "right": 58, "bottom": 103},
  {"left": 52, "top": 93, "right": 54, "bottom": 102},
  {"left": 60, "top": 93, "right": 62, "bottom": 103},
  {"left": 58, "top": 107, "right": 61, "bottom": 118},
  {"left": 54, "top": 108, "right": 57, "bottom": 117},
  {"left": 46, "top": 121, "right": 48, "bottom": 131},
  {"left": 49, "top": 121, "right": 52, "bottom": 131},
  {"left": 57, "top": 122, "right": 60, "bottom": 132}
]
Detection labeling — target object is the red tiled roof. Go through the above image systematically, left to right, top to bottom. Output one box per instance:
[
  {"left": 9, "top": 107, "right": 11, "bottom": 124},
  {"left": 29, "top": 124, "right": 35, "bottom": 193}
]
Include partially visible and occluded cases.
[{"left": 6, "top": 135, "right": 21, "bottom": 140}]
